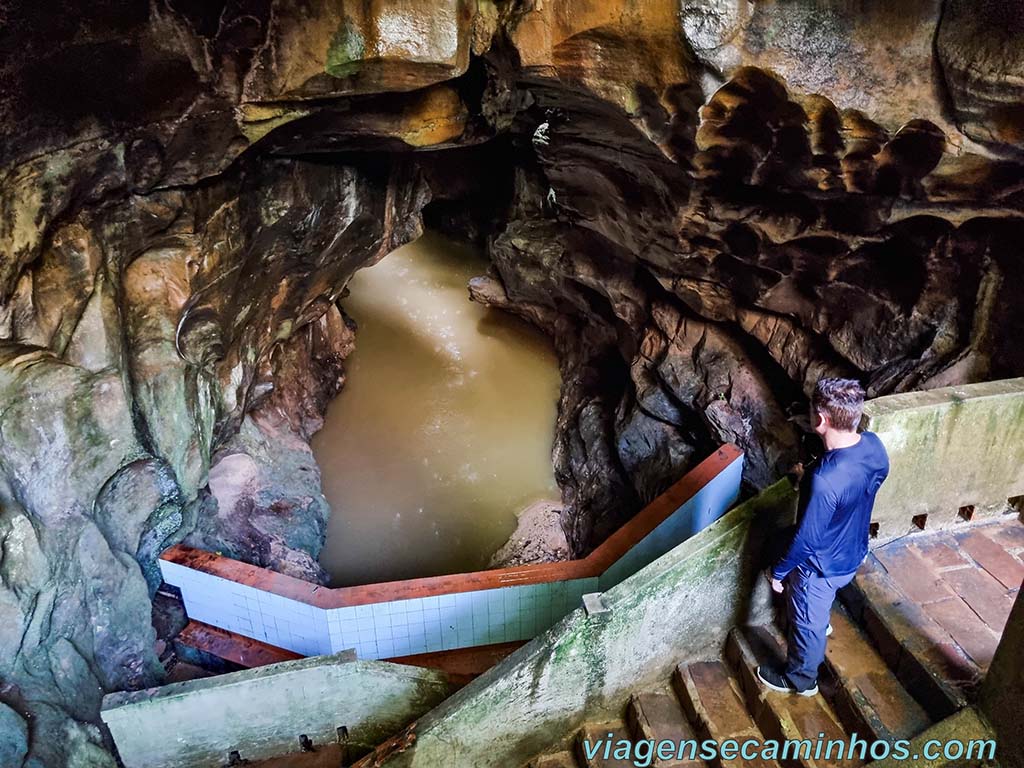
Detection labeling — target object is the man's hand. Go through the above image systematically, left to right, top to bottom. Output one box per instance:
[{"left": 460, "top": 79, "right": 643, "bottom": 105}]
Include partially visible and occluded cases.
[{"left": 769, "top": 574, "right": 785, "bottom": 594}]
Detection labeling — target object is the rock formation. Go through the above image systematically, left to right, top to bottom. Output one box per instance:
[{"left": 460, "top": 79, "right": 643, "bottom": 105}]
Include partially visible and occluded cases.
[{"left": 2, "top": 1, "right": 1024, "bottom": 764}]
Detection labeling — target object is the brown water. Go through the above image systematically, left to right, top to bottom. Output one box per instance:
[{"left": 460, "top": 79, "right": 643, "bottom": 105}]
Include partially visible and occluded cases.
[{"left": 312, "top": 232, "right": 561, "bottom": 587}]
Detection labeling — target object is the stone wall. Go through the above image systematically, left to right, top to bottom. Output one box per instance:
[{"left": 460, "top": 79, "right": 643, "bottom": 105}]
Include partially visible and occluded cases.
[
  {"left": 862, "top": 378, "right": 1024, "bottom": 543},
  {"left": 100, "top": 651, "right": 452, "bottom": 768}
]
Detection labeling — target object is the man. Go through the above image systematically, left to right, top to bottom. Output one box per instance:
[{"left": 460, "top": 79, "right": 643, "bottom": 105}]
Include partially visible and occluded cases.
[{"left": 757, "top": 378, "right": 889, "bottom": 696}]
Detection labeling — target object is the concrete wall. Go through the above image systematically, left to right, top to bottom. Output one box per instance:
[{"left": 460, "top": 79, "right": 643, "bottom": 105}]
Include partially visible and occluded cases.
[
  {"left": 862, "top": 378, "right": 1024, "bottom": 543},
  {"left": 159, "top": 452, "right": 744, "bottom": 660},
  {"left": 366, "top": 481, "right": 797, "bottom": 768},
  {"left": 101, "top": 652, "right": 453, "bottom": 768}
]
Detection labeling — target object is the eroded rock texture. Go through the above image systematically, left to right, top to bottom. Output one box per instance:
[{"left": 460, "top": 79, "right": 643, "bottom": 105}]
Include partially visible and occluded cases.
[{"left": 2, "top": 0, "right": 1024, "bottom": 763}]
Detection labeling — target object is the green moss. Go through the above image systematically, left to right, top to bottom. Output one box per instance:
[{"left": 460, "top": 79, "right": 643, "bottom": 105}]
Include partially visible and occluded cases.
[{"left": 326, "top": 17, "right": 366, "bottom": 78}]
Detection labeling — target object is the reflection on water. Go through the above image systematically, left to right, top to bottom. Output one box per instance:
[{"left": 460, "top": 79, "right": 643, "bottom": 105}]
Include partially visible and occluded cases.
[{"left": 312, "top": 232, "right": 561, "bottom": 586}]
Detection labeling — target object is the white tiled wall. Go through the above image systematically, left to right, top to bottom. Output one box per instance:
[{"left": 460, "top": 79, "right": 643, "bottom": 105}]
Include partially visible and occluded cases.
[
  {"left": 161, "top": 453, "right": 743, "bottom": 660},
  {"left": 599, "top": 454, "right": 744, "bottom": 589},
  {"left": 159, "top": 560, "right": 332, "bottom": 656},
  {"left": 322, "top": 578, "right": 601, "bottom": 658}
]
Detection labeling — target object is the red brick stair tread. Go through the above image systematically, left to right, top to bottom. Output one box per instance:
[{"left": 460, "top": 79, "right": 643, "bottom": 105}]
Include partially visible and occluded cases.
[
  {"left": 980, "top": 518, "right": 1024, "bottom": 553},
  {"left": 956, "top": 528, "right": 1024, "bottom": 590},
  {"left": 908, "top": 537, "right": 971, "bottom": 571},
  {"left": 872, "top": 545, "right": 956, "bottom": 605},
  {"left": 845, "top": 562, "right": 974, "bottom": 721},
  {"left": 941, "top": 566, "right": 1015, "bottom": 630},
  {"left": 920, "top": 597, "right": 1000, "bottom": 670},
  {"left": 823, "top": 611, "right": 930, "bottom": 742},
  {"left": 727, "top": 628, "right": 854, "bottom": 768},
  {"left": 675, "top": 661, "right": 777, "bottom": 768},
  {"left": 628, "top": 692, "right": 703, "bottom": 767},
  {"left": 575, "top": 723, "right": 636, "bottom": 768},
  {"left": 530, "top": 750, "right": 580, "bottom": 768}
]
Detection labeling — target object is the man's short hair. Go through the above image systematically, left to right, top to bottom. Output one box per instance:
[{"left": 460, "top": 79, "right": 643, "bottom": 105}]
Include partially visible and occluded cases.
[{"left": 812, "top": 377, "right": 866, "bottom": 432}]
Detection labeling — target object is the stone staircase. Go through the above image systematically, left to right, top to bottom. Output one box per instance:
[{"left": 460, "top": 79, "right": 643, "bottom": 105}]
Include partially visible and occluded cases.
[
  {"left": 520, "top": 518, "right": 1021, "bottom": 768},
  {"left": 525, "top": 607, "right": 930, "bottom": 768}
]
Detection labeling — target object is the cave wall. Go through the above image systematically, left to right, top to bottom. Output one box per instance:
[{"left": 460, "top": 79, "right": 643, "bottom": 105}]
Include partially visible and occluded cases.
[{"left": 2, "top": 1, "right": 1024, "bottom": 764}]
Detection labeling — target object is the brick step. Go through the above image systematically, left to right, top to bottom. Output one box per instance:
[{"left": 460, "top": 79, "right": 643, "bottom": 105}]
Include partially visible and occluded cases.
[
  {"left": 871, "top": 540, "right": 1007, "bottom": 669},
  {"left": 842, "top": 557, "right": 978, "bottom": 719},
  {"left": 823, "top": 610, "right": 931, "bottom": 743},
  {"left": 725, "top": 627, "right": 856, "bottom": 768},
  {"left": 674, "top": 661, "right": 778, "bottom": 768},
  {"left": 626, "top": 691, "right": 704, "bottom": 768},
  {"left": 860, "top": 708, "right": 997, "bottom": 768},
  {"left": 575, "top": 721, "right": 636, "bottom": 768},
  {"left": 529, "top": 750, "right": 581, "bottom": 768}
]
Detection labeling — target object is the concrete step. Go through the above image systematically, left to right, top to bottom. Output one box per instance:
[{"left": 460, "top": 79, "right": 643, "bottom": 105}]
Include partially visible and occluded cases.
[
  {"left": 842, "top": 557, "right": 978, "bottom": 719},
  {"left": 823, "top": 609, "right": 931, "bottom": 743},
  {"left": 725, "top": 627, "right": 857, "bottom": 768},
  {"left": 674, "top": 661, "right": 778, "bottom": 768},
  {"left": 627, "top": 691, "right": 704, "bottom": 768},
  {"left": 861, "top": 707, "right": 997, "bottom": 768},
  {"left": 575, "top": 721, "right": 636, "bottom": 768},
  {"left": 529, "top": 750, "right": 580, "bottom": 768}
]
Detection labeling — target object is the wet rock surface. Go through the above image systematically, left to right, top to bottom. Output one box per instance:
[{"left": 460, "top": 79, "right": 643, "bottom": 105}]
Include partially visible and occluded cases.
[
  {"left": 2, "top": 1, "right": 1024, "bottom": 763},
  {"left": 488, "top": 500, "right": 568, "bottom": 568}
]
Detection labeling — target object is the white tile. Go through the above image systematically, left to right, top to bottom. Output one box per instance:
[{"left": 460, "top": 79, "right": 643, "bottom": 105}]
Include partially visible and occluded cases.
[{"left": 357, "top": 641, "right": 377, "bottom": 658}]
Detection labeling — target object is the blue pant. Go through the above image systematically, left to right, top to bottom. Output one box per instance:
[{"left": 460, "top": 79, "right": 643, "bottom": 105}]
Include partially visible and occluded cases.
[{"left": 785, "top": 565, "right": 856, "bottom": 689}]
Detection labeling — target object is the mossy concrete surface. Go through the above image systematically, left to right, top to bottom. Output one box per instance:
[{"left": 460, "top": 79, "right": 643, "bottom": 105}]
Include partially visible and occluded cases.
[
  {"left": 862, "top": 378, "right": 1024, "bottom": 542},
  {"left": 361, "top": 481, "right": 798, "bottom": 768},
  {"left": 980, "top": 586, "right": 1024, "bottom": 768},
  {"left": 100, "top": 651, "right": 453, "bottom": 768},
  {"left": 866, "top": 707, "right": 997, "bottom": 768}
]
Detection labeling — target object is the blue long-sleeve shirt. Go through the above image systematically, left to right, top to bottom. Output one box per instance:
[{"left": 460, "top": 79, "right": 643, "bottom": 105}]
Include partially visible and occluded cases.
[{"left": 773, "top": 431, "right": 889, "bottom": 580}]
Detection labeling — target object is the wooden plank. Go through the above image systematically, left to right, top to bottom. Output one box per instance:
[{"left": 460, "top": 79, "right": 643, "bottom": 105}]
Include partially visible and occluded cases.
[
  {"left": 177, "top": 621, "right": 302, "bottom": 668},
  {"left": 385, "top": 641, "right": 525, "bottom": 686}
]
